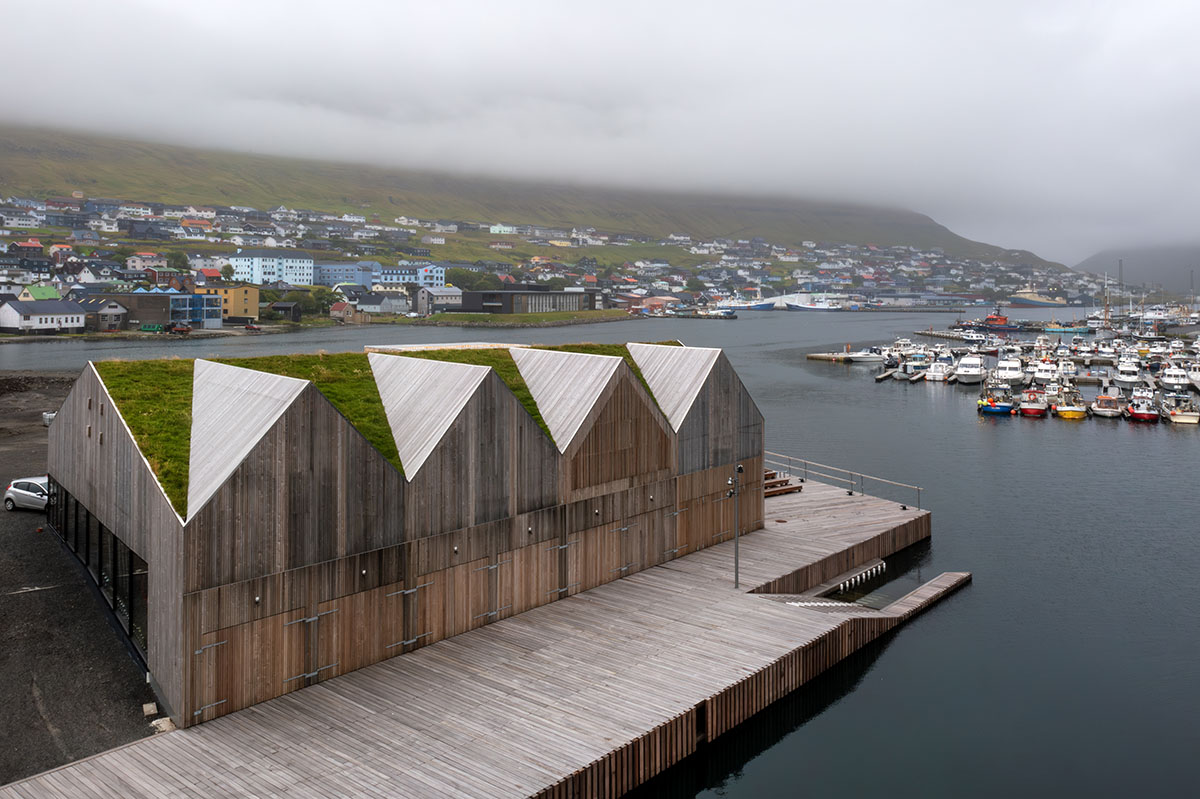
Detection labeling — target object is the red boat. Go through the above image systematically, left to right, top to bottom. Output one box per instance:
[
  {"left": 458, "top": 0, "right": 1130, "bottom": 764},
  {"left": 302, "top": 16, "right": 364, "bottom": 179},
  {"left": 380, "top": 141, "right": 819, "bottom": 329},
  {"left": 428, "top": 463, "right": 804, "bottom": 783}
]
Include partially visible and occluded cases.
[
  {"left": 1018, "top": 388, "right": 1049, "bottom": 417},
  {"left": 1124, "top": 395, "right": 1160, "bottom": 423}
]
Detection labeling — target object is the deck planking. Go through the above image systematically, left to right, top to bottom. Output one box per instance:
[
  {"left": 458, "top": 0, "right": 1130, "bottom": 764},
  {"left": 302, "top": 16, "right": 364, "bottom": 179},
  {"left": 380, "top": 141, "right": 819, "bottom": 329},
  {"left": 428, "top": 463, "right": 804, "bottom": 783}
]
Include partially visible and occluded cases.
[{"left": 2, "top": 481, "right": 962, "bottom": 799}]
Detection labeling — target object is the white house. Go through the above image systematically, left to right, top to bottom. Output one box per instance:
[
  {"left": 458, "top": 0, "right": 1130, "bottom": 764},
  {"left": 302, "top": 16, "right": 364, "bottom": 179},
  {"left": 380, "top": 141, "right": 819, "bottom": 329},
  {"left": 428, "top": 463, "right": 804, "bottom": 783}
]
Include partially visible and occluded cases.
[
  {"left": 0, "top": 211, "right": 38, "bottom": 228},
  {"left": 489, "top": 223, "right": 516, "bottom": 235},
  {"left": 228, "top": 248, "right": 314, "bottom": 285},
  {"left": 0, "top": 299, "right": 86, "bottom": 334}
]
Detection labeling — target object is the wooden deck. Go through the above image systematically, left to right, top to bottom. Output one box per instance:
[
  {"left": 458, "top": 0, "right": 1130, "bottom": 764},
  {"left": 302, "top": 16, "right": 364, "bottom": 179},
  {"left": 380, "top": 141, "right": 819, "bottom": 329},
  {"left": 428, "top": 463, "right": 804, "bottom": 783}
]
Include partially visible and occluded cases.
[{"left": 2, "top": 482, "right": 966, "bottom": 799}]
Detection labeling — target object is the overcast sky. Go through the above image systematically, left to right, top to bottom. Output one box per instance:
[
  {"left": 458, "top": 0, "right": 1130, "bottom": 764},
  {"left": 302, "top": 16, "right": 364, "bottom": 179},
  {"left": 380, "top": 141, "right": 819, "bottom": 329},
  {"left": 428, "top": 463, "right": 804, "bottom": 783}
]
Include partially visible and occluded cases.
[{"left": 5, "top": 0, "right": 1200, "bottom": 263}]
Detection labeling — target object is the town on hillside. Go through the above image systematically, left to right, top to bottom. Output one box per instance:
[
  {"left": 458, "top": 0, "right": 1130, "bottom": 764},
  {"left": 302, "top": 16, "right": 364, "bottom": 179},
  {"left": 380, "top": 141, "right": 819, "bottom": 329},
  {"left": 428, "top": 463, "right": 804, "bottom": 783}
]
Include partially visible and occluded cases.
[{"left": 0, "top": 191, "right": 1130, "bottom": 335}]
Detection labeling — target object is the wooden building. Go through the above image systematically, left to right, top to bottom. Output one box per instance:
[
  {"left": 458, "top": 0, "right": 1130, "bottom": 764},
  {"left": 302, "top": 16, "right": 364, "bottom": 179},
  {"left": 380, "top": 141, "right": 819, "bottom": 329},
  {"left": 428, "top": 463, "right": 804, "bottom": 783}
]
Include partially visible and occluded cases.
[{"left": 45, "top": 342, "right": 764, "bottom": 728}]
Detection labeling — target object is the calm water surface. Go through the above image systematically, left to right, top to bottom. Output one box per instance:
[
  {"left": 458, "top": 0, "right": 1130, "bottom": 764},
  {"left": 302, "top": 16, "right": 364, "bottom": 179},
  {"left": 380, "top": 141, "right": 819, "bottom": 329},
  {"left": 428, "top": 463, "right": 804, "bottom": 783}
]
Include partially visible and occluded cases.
[{"left": 5, "top": 311, "right": 1197, "bottom": 796}]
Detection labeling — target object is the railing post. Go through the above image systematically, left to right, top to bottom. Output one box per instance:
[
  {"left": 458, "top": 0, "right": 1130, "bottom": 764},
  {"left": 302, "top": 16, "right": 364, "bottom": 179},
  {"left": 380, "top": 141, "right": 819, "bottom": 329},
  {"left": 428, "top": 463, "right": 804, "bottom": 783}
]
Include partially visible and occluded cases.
[{"left": 917, "top": 486, "right": 922, "bottom": 510}]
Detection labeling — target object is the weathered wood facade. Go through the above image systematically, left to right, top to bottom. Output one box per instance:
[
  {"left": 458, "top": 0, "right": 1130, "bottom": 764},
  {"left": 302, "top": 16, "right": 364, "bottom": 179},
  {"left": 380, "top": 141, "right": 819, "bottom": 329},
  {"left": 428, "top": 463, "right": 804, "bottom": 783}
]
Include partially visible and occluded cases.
[{"left": 46, "top": 344, "right": 766, "bottom": 727}]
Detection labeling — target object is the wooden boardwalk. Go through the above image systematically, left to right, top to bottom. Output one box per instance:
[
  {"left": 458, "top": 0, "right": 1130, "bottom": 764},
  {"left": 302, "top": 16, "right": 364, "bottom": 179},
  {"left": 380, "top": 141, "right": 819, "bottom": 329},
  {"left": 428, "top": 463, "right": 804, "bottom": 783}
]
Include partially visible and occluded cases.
[{"left": 2, "top": 482, "right": 966, "bottom": 799}]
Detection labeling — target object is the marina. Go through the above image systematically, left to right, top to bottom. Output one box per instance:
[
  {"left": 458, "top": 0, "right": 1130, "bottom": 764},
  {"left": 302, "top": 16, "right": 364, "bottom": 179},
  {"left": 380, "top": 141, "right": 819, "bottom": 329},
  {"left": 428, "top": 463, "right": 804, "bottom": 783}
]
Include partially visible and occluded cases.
[{"left": 808, "top": 319, "right": 1200, "bottom": 424}]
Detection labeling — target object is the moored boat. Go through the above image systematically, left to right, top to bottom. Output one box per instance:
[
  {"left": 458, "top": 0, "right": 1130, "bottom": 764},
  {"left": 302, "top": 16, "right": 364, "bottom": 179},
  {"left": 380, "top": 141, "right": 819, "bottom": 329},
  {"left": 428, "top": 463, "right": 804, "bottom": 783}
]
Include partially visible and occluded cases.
[
  {"left": 954, "top": 355, "right": 988, "bottom": 385},
  {"left": 993, "top": 358, "right": 1025, "bottom": 386},
  {"left": 1113, "top": 359, "right": 1142, "bottom": 390},
  {"left": 1032, "top": 360, "right": 1058, "bottom": 385},
  {"left": 925, "top": 361, "right": 953, "bottom": 382},
  {"left": 1159, "top": 363, "right": 1189, "bottom": 392},
  {"left": 977, "top": 382, "right": 1017, "bottom": 415},
  {"left": 1018, "top": 388, "right": 1049, "bottom": 417},
  {"left": 1053, "top": 388, "right": 1088, "bottom": 419},
  {"left": 1124, "top": 389, "right": 1160, "bottom": 422},
  {"left": 1161, "top": 392, "right": 1200, "bottom": 424},
  {"left": 1090, "top": 393, "right": 1125, "bottom": 418}
]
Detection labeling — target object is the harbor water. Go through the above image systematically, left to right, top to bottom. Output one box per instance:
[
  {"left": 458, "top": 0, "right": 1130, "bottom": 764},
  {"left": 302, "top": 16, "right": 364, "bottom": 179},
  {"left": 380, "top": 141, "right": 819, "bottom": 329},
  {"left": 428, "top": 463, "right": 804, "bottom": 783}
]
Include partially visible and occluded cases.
[{"left": 4, "top": 311, "right": 1197, "bottom": 796}]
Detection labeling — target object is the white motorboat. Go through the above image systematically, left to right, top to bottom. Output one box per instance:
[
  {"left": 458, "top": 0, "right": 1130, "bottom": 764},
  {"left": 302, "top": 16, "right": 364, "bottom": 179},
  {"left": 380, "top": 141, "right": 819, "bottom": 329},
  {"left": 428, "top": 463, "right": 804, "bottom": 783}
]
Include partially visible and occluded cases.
[
  {"left": 1096, "top": 342, "right": 1118, "bottom": 359},
  {"left": 846, "top": 347, "right": 887, "bottom": 363},
  {"left": 954, "top": 355, "right": 988, "bottom": 385},
  {"left": 993, "top": 358, "right": 1025, "bottom": 386},
  {"left": 1057, "top": 358, "right": 1078, "bottom": 380},
  {"left": 1113, "top": 359, "right": 1142, "bottom": 390},
  {"left": 1033, "top": 360, "right": 1059, "bottom": 385},
  {"left": 925, "top": 361, "right": 953, "bottom": 382},
  {"left": 1185, "top": 361, "right": 1200, "bottom": 385},
  {"left": 1159, "top": 364, "right": 1189, "bottom": 392},
  {"left": 1161, "top": 391, "right": 1200, "bottom": 424}
]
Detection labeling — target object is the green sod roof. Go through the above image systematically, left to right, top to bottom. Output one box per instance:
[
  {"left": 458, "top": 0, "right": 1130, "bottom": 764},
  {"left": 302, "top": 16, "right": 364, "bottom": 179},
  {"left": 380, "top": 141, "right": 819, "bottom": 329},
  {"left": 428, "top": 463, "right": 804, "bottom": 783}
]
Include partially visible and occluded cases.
[
  {"left": 94, "top": 343, "right": 683, "bottom": 516},
  {"left": 215, "top": 354, "right": 403, "bottom": 476},
  {"left": 94, "top": 359, "right": 194, "bottom": 516}
]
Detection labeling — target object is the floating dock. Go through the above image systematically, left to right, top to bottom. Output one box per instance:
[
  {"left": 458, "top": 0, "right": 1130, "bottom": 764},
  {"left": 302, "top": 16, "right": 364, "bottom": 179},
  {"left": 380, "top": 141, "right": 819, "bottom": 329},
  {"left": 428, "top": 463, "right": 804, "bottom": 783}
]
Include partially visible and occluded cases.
[{"left": 1, "top": 482, "right": 964, "bottom": 799}]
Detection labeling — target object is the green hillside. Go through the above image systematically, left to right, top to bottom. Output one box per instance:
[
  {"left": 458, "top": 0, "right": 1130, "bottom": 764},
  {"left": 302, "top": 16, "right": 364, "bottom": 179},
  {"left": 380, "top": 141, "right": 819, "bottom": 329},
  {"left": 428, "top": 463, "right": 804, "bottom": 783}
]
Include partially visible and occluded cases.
[{"left": 0, "top": 124, "right": 1051, "bottom": 263}]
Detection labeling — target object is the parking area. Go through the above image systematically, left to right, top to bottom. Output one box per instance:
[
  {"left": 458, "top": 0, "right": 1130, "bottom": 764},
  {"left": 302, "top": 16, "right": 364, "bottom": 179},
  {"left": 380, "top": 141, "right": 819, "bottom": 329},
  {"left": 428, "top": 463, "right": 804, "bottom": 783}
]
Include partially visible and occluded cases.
[{"left": 0, "top": 372, "right": 157, "bottom": 785}]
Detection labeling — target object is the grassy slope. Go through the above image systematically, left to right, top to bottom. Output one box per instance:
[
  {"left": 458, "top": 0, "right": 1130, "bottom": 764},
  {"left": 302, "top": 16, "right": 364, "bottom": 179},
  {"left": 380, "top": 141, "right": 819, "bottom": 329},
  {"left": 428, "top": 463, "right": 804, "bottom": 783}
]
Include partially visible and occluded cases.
[
  {"left": 0, "top": 124, "right": 1052, "bottom": 263},
  {"left": 215, "top": 354, "right": 403, "bottom": 475},
  {"left": 94, "top": 360, "right": 194, "bottom": 516}
]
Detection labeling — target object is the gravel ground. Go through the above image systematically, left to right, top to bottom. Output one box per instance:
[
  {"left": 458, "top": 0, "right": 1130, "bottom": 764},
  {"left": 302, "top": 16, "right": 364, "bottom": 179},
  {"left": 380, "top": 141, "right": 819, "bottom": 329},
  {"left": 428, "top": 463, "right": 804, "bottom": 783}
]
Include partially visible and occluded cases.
[{"left": 0, "top": 373, "right": 157, "bottom": 786}]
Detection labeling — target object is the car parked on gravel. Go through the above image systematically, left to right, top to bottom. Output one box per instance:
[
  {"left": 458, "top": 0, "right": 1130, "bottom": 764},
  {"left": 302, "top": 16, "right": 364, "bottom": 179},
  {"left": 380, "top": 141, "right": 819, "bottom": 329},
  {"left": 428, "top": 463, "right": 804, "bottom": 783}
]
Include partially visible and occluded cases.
[{"left": 4, "top": 476, "right": 48, "bottom": 511}]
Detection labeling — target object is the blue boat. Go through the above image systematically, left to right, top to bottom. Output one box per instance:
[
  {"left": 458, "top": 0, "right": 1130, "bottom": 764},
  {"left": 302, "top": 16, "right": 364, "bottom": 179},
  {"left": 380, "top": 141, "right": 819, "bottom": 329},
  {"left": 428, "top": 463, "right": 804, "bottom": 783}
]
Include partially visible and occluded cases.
[{"left": 977, "top": 384, "right": 1016, "bottom": 415}]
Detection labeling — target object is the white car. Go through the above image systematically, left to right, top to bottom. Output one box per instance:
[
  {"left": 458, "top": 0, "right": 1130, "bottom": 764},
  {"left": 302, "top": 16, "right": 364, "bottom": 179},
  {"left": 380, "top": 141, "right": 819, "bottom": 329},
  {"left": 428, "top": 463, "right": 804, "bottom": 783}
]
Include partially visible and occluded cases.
[{"left": 4, "top": 476, "right": 48, "bottom": 511}]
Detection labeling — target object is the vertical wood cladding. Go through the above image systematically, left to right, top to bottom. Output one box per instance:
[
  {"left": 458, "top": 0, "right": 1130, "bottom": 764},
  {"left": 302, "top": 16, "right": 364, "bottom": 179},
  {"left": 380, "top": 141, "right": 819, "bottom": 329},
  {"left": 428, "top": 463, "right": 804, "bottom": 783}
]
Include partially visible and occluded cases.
[
  {"left": 677, "top": 353, "right": 765, "bottom": 474},
  {"left": 48, "top": 365, "right": 186, "bottom": 720},
  {"left": 566, "top": 369, "right": 674, "bottom": 498},
  {"left": 184, "top": 384, "right": 406, "bottom": 591}
]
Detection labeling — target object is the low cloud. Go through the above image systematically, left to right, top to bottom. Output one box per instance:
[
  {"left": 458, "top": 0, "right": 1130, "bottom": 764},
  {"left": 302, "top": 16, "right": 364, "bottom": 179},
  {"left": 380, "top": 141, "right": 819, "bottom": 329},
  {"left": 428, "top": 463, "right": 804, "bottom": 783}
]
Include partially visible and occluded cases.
[{"left": 5, "top": 0, "right": 1200, "bottom": 263}]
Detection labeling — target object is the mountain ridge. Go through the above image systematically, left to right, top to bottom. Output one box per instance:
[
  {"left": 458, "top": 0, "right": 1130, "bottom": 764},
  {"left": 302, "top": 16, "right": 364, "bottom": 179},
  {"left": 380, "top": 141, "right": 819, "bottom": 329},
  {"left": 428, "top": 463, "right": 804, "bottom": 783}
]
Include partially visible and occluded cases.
[{"left": 0, "top": 124, "right": 1055, "bottom": 265}]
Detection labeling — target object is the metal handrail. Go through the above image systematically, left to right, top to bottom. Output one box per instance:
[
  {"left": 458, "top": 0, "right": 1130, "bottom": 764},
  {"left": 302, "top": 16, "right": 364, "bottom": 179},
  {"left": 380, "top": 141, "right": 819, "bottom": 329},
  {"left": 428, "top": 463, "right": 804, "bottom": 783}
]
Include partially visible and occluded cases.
[{"left": 764, "top": 449, "right": 923, "bottom": 509}]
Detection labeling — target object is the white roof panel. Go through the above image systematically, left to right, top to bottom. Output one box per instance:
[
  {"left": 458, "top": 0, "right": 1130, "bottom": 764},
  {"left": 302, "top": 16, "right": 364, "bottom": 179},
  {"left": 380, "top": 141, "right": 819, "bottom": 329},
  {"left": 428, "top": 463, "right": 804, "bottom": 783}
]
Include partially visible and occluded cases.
[
  {"left": 627, "top": 343, "right": 721, "bottom": 431},
  {"left": 511, "top": 348, "right": 621, "bottom": 452},
  {"left": 368, "top": 352, "right": 491, "bottom": 478},
  {"left": 187, "top": 359, "right": 308, "bottom": 519}
]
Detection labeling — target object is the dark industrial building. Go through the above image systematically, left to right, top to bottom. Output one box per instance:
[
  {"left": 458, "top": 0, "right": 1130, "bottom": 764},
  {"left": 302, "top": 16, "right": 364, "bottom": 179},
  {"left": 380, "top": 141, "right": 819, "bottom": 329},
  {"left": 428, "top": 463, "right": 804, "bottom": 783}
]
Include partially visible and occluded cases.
[{"left": 459, "top": 286, "right": 599, "bottom": 314}]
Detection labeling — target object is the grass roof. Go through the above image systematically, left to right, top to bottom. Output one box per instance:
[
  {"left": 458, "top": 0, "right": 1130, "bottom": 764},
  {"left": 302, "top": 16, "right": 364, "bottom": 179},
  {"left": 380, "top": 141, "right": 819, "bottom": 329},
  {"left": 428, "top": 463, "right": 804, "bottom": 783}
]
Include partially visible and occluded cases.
[
  {"left": 393, "top": 348, "right": 554, "bottom": 444},
  {"left": 215, "top": 353, "right": 403, "bottom": 475},
  {"left": 94, "top": 359, "right": 194, "bottom": 517}
]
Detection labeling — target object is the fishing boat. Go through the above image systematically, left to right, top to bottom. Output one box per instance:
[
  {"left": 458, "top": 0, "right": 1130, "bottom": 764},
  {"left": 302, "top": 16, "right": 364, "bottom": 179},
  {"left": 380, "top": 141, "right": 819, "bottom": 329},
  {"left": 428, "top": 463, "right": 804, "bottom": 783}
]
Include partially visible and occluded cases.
[
  {"left": 1009, "top": 288, "right": 1067, "bottom": 308},
  {"left": 717, "top": 299, "right": 776, "bottom": 311},
  {"left": 785, "top": 299, "right": 843, "bottom": 311},
  {"left": 895, "top": 350, "right": 932, "bottom": 378},
  {"left": 954, "top": 355, "right": 987, "bottom": 385},
  {"left": 993, "top": 358, "right": 1025, "bottom": 386},
  {"left": 1113, "top": 359, "right": 1142, "bottom": 390},
  {"left": 925, "top": 361, "right": 953, "bottom": 382},
  {"left": 1159, "top": 363, "right": 1189, "bottom": 392},
  {"left": 977, "top": 383, "right": 1016, "bottom": 415},
  {"left": 1018, "top": 388, "right": 1050, "bottom": 417},
  {"left": 1053, "top": 388, "right": 1089, "bottom": 419},
  {"left": 1124, "top": 389, "right": 1160, "bottom": 422},
  {"left": 1160, "top": 392, "right": 1200, "bottom": 424},
  {"left": 1090, "top": 393, "right": 1125, "bottom": 418}
]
